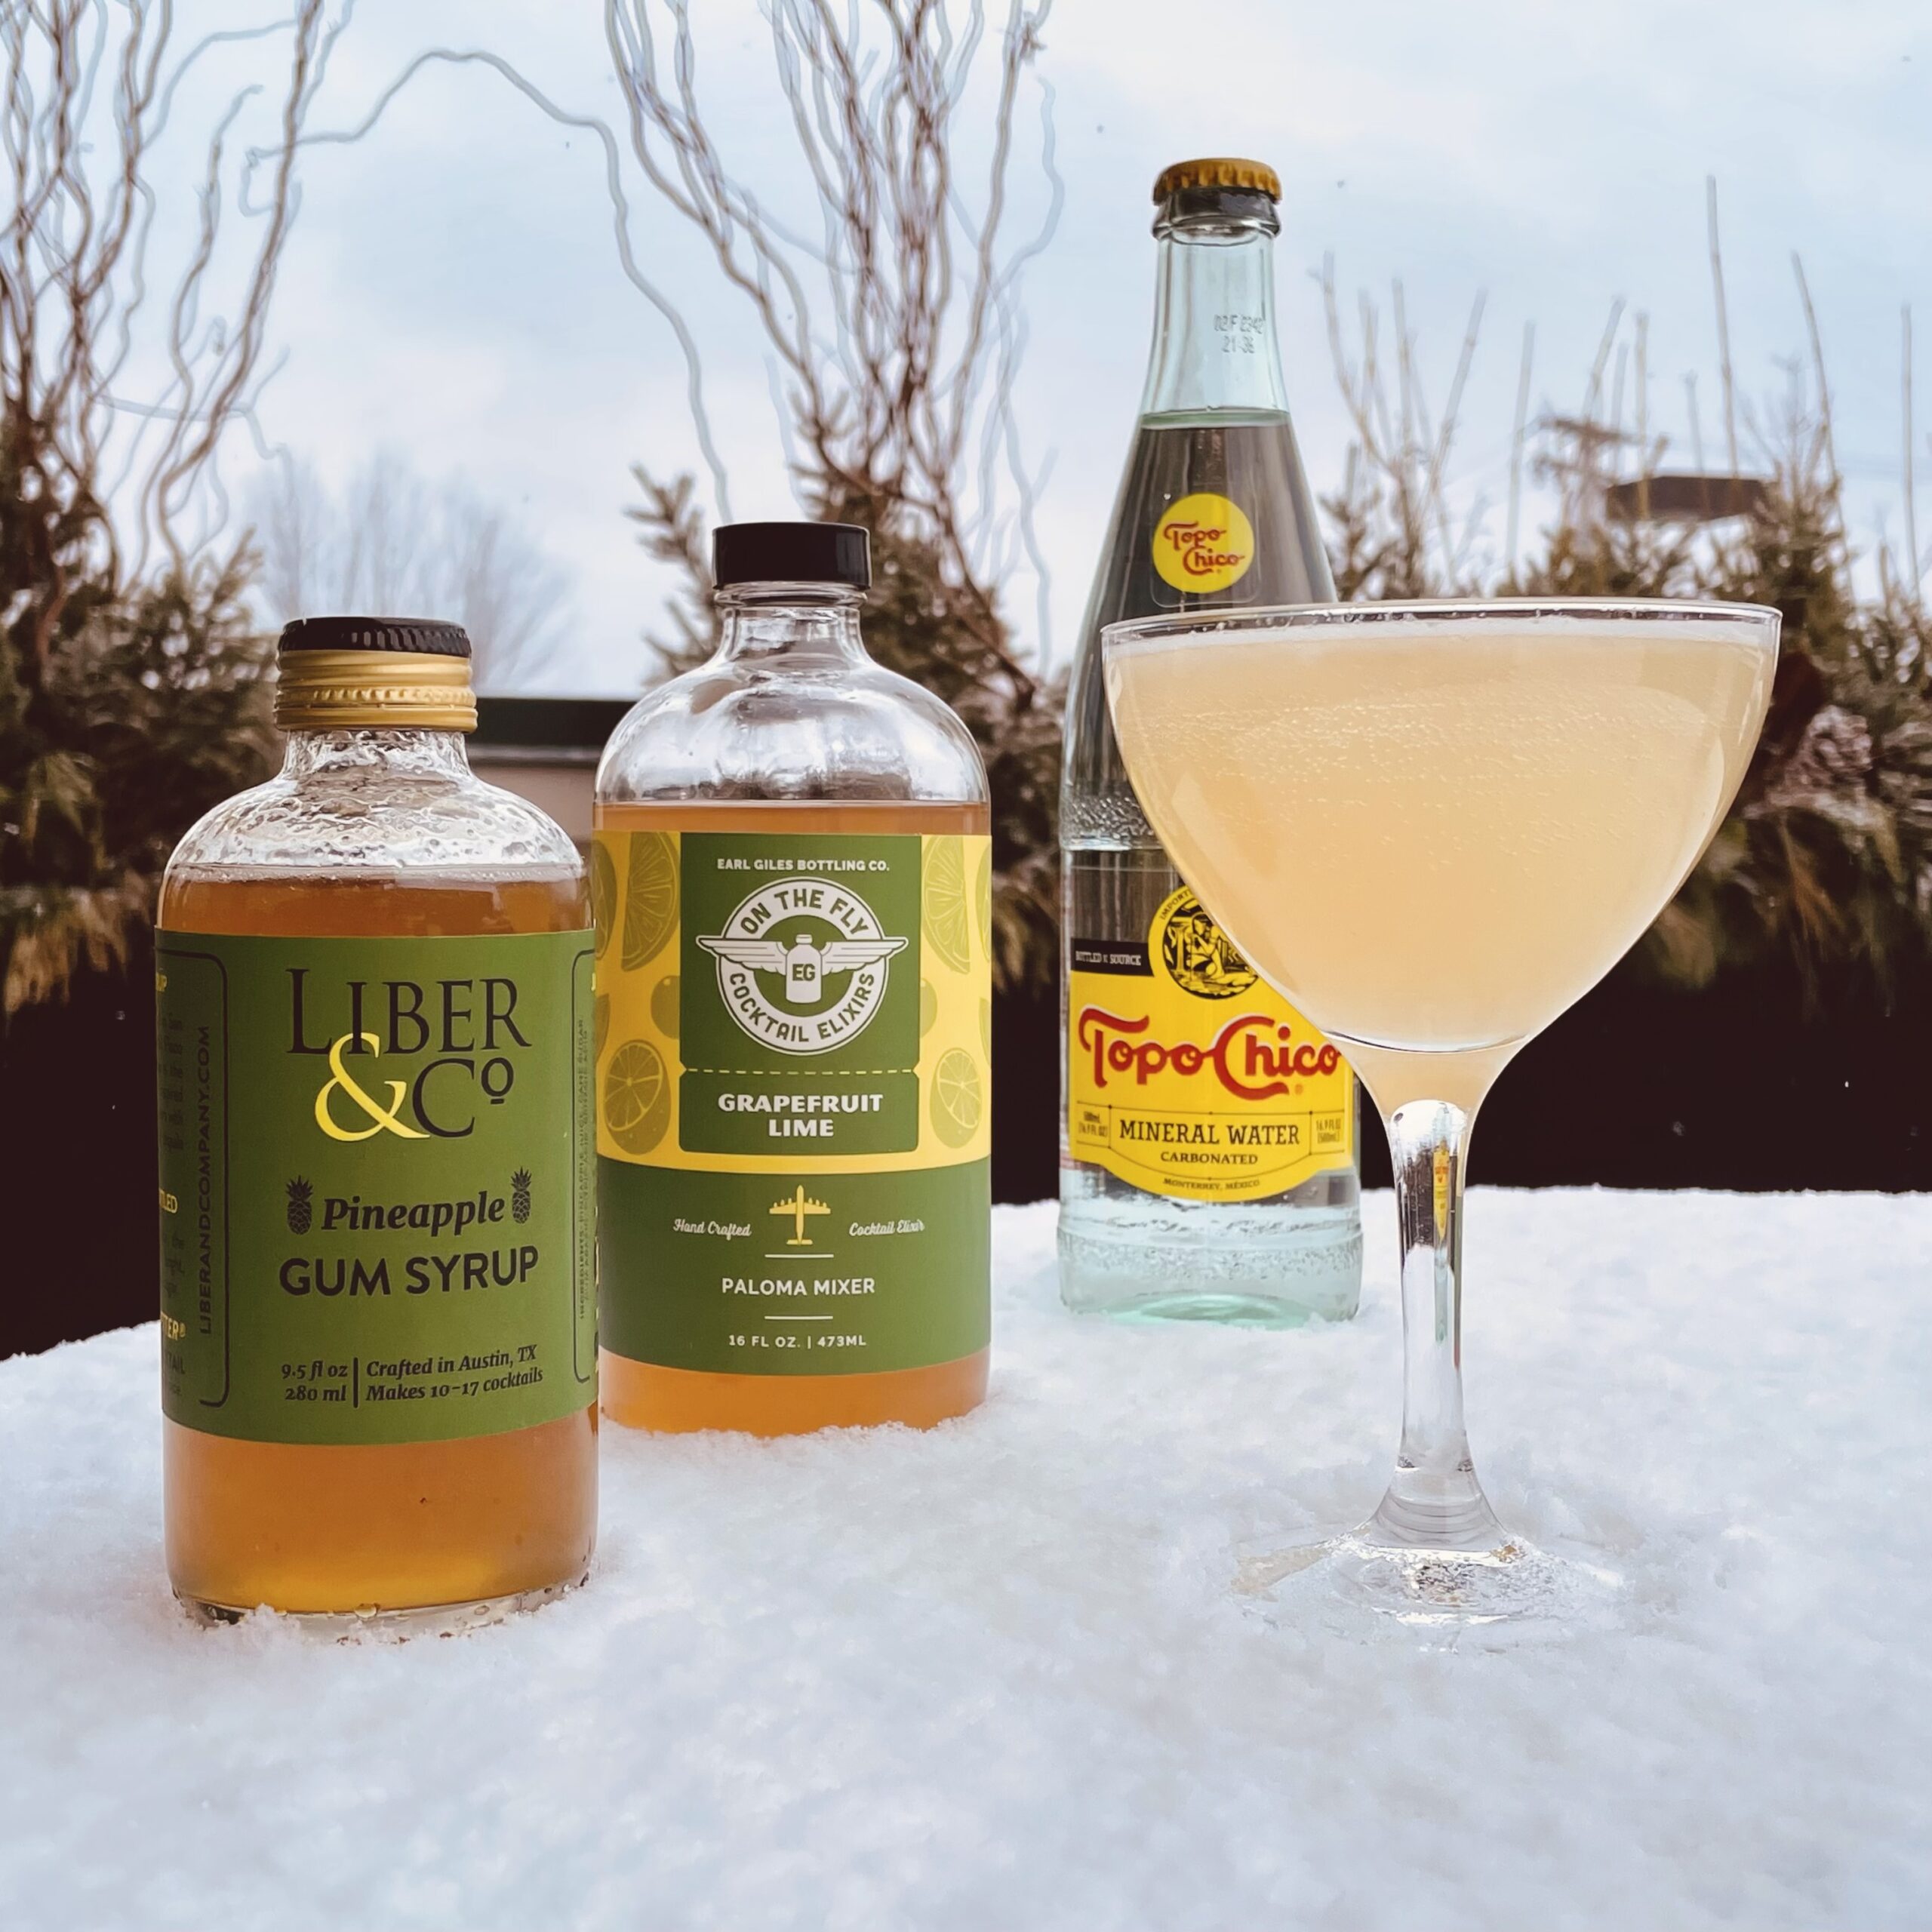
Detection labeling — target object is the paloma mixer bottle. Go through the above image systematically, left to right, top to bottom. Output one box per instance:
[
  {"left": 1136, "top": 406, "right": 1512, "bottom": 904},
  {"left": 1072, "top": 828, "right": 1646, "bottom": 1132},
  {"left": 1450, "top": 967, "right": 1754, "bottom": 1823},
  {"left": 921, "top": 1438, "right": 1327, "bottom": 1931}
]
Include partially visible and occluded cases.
[
  {"left": 1059, "top": 157, "right": 1363, "bottom": 1324},
  {"left": 595, "top": 521, "right": 992, "bottom": 1435}
]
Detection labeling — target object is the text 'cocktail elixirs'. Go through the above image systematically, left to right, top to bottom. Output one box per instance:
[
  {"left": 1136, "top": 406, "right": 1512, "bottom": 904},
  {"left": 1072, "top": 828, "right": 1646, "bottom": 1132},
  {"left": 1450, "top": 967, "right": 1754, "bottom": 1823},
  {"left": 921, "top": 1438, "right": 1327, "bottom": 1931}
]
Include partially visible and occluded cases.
[
  {"left": 1059, "top": 158, "right": 1361, "bottom": 1325},
  {"left": 595, "top": 524, "right": 992, "bottom": 1435},
  {"left": 1104, "top": 599, "right": 1779, "bottom": 1626},
  {"left": 157, "top": 617, "right": 597, "bottom": 1628}
]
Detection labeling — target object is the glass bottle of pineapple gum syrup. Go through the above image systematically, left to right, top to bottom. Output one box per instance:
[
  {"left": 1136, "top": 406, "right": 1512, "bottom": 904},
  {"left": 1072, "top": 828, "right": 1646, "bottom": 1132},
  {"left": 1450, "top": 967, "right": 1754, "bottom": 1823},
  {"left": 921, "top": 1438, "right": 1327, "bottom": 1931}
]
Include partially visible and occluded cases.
[
  {"left": 595, "top": 522, "right": 992, "bottom": 1435},
  {"left": 156, "top": 617, "right": 597, "bottom": 1629}
]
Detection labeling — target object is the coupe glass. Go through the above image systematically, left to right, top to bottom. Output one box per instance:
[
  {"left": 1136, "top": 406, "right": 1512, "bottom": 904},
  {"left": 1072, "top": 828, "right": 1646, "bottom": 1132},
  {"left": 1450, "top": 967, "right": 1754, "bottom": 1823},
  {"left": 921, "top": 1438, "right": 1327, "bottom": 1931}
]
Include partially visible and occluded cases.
[{"left": 1102, "top": 599, "right": 1780, "bottom": 1628}]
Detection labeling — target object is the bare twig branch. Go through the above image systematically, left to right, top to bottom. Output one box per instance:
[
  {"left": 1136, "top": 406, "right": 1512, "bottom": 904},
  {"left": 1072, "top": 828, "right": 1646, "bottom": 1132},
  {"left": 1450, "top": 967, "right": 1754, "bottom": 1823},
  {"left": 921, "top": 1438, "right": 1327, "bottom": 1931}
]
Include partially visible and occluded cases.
[
  {"left": 1, "top": 0, "right": 332, "bottom": 649},
  {"left": 600, "top": 0, "right": 1057, "bottom": 690},
  {"left": 2, "top": 2, "right": 332, "bottom": 1008},
  {"left": 258, "top": 42, "right": 735, "bottom": 523},
  {"left": 1707, "top": 176, "right": 1740, "bottom": 480},
  {"left": 1791, "top": 251, "right": 1841, "bottom": 521},
  {"left": 1319, "top": 257, "right": 1485, "bottom": 594},
  {"left": 1903, "top": 303, "right": 1919, "bottom": 604},
  {"left": 1635, "top": 310, "right": 1651, "bottom": 520},
  {"left": 1506, "top": 320, "right": 1534, "bottom": 574},
  {"left": 247, "top": 451, "right": 572, "bottom": 688}
]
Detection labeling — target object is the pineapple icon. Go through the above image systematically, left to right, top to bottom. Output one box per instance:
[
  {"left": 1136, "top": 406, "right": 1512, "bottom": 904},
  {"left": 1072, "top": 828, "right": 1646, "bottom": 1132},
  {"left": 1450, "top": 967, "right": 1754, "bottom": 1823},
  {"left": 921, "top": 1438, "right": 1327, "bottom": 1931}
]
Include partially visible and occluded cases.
[
  {"left": 510, "top": 1169, "right": 533, "bottom": 1224},
  {"left": 285, "top": 1177, "right": 313, "bottom": 1235}
]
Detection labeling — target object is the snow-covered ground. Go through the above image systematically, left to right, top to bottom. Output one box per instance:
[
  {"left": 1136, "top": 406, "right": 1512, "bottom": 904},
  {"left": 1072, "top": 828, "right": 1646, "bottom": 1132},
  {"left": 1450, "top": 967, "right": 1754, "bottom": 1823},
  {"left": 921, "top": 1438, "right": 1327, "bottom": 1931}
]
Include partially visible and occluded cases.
[{"left": 4, "top": 1193, "right": 1928, "bottom": 1930}]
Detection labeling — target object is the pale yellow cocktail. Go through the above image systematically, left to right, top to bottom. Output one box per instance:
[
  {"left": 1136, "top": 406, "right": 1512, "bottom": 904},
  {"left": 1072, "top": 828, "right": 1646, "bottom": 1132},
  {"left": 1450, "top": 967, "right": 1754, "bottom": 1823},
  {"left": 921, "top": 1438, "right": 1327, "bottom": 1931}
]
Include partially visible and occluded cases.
[
  {"left": 1101, "top": 599, "right": 1780, "bottom": 1629},
  {"left": 1104, "top": 610, "right": 1774, "bottom": 1108}
]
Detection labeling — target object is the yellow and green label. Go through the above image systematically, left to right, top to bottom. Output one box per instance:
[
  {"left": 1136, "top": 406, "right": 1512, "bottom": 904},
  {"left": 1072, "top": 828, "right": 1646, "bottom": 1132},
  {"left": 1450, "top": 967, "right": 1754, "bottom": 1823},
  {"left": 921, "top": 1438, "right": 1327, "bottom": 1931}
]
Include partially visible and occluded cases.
[
  {"left": 595, "top": 828, "right": 992, "bottom": 1376},
  {"left": 155, "top": 931, "right": 596, "bottom": 1444}
]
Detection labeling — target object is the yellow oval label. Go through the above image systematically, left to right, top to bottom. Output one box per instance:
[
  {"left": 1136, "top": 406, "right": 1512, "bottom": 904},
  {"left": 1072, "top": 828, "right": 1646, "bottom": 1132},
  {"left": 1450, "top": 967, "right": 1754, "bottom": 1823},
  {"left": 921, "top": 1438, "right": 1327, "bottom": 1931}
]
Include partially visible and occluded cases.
[{"left": 1151, "top": 492, "right": 1254, "bottom": 593}]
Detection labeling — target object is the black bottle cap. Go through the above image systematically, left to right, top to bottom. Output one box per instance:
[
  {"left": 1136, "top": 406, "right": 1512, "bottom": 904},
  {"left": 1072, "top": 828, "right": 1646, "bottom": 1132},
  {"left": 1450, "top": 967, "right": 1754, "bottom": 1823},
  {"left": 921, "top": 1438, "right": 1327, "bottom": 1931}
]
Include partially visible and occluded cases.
[
  {"left": 712, "top": 521, "right": 871, "bottom": 592},
  {"left": 277, "top": 616, "right": 472, "bottom": 658}
]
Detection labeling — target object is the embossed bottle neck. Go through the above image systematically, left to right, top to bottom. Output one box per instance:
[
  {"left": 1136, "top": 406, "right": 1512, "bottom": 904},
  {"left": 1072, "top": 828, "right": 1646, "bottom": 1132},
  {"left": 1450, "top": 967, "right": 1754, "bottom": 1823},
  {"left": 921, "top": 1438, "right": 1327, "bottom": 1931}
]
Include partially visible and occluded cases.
[
  {"left": 1140, "top": 208, "right": 1290, "bottom": 419},
  {"left": 715, "top": 583, "right": 870, "bottom": 666},
  {"left": 281, "top": 729, "right": 473, "bottom": 780}
]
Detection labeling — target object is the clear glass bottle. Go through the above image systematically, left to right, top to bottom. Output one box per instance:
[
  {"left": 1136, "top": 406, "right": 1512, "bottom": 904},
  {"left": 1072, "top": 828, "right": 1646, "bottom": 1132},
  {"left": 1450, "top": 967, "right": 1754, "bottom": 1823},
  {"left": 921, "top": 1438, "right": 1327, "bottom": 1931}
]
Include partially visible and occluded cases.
[
  {"left": 1059, "top": 158, "right": 1363, "bottom": 1324},
  {"left": 594, "top": 522, "right": 992, "bottom": 1435},
  {"left": 157, "top": 617, "right": 597, "bottom": 1629}
]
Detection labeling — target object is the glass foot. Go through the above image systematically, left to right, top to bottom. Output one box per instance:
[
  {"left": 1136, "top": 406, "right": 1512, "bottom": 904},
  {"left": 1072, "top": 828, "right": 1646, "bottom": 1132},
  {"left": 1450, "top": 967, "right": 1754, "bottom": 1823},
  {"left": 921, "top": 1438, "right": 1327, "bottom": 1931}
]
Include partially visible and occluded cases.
[{"left": 1236, "top": 1529, "right": 1622, "bottom": 1639}]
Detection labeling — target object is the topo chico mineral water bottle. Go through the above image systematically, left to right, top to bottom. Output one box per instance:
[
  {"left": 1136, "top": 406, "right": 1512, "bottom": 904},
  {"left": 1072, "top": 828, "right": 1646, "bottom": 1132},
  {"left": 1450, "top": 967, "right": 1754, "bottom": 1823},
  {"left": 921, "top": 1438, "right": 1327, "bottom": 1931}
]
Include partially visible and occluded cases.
[{"left": 1058, "top": 157, "right": 1363, "bottom": 1324}]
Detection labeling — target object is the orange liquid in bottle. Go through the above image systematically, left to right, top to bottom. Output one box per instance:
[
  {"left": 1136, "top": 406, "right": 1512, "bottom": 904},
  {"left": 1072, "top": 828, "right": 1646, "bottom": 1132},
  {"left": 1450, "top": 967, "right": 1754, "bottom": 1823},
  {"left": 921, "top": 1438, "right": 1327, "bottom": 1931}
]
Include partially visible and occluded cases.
[
  {"left": 595, "top": 800, "right": 989, "bottom": 1436},
  {"left": 158, "top": 872, "right": 598, "bottom": 1619}
]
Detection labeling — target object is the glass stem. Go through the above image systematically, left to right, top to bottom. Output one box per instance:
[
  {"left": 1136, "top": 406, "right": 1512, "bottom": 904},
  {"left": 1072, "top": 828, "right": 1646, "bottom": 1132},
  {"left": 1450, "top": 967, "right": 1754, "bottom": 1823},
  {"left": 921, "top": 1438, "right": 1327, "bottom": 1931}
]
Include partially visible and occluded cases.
[{"left": 1367, "top": 1100, "right": 1504, "bottom": 1552}]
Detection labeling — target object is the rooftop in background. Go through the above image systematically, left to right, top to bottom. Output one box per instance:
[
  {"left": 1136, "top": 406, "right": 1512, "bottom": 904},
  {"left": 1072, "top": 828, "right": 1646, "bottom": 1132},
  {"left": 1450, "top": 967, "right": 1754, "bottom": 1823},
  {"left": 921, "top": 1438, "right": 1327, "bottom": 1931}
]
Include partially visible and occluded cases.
[
  {"left": 1604, "top": 474, "right": 1770, "bottom": 524},
  {"left": 470, "top": 695, "right": 636, "bottom": 841},
  {"left": 473, "top": 695, "right": 636, "bottom": 756}
]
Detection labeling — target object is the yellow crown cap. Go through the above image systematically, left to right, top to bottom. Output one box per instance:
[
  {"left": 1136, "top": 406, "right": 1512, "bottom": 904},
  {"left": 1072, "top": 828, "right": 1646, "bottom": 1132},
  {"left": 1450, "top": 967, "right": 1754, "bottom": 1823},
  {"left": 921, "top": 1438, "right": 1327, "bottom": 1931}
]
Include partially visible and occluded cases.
[{"left": 1152, "top": 157, "right": 1281, "bottom": 203}]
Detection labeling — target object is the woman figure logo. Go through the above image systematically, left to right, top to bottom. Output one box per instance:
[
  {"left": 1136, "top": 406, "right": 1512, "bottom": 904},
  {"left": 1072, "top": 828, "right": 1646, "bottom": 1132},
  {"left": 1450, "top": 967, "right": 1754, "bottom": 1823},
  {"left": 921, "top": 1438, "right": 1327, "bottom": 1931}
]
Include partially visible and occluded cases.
[{"left": 1158, "top": 889, "right": 1258, "bottom": 1000}]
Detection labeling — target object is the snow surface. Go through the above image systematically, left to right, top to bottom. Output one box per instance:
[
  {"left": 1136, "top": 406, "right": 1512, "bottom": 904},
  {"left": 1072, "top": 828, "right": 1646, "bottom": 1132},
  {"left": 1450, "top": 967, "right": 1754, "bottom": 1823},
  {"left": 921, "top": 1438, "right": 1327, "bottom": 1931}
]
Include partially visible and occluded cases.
[{"left": 2, "top": 1192, "right": 1929, "bottom": 1931}]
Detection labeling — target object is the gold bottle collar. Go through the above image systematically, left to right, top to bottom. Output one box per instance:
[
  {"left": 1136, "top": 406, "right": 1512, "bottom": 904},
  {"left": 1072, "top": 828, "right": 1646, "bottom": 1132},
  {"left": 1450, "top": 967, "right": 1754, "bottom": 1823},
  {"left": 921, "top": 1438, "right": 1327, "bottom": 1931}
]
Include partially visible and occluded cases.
[
  {"left": 1152, "top": 157, "right": 1281, "bottom": 203},
  {"left": 273, "top": 649, "right": 478, "bottom": 733}
]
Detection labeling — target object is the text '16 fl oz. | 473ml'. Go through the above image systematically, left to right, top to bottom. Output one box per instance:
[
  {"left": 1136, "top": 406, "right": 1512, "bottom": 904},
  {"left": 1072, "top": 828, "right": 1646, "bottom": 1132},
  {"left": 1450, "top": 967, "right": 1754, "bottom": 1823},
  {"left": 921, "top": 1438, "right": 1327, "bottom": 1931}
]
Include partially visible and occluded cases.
[
  {"left": 1059, "top": 158, "right": 1363, "bottom": 1324},
  {"left": 155, "top": 617, "right": 597, "bottom": 1630}
]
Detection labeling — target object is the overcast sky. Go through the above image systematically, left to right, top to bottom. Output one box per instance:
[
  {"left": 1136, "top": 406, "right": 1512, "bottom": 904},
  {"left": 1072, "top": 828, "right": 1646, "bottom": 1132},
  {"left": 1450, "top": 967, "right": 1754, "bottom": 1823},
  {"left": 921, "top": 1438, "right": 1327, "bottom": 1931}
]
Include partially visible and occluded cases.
[{"left": 131, "top": 2, "right": 1932, "bottom": 691}]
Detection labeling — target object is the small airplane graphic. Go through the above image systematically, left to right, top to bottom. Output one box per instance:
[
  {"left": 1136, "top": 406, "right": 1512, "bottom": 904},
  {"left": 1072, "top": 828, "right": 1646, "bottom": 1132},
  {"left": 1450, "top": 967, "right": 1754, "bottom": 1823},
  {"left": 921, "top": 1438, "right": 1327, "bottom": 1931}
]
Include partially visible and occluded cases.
[
  {"left": 700, "top": 931, "right": 906, "bottom": 1001},
  {"left": 771, "top": 1184, "right": 831, "bottom": 1246}
]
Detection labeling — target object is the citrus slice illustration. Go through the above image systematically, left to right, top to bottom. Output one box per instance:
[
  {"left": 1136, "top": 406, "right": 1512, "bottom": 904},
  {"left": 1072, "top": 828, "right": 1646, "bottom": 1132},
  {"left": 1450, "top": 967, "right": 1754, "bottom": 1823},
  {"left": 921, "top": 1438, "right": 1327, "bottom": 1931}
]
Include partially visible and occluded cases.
[
  {"left": 623, "top": 831, "right": 678, "bottom": 969},
  {"left": 922, "top": 836, "right": 971, "bottom": 974},
  {"left": 592, "top": 839, "right": 618, "bottom": 958},
  {"left": 974, "top": 842, "right": 992, "bottom": 960},
  {"left": 650, "top": 973, "right": 680, "bottom": 1038},
  {"left": 920, "top": 979, "right": 937, "bottom": 1037},
  {"left": 594, "top": 991, "right": 611, "bottom": 1063},
  {"left": 604, "top": 1038, "right": 670, "bottom": 1155},
  {"left": 929, "top": 1047, "right": 982, "bottom": 1149}
]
